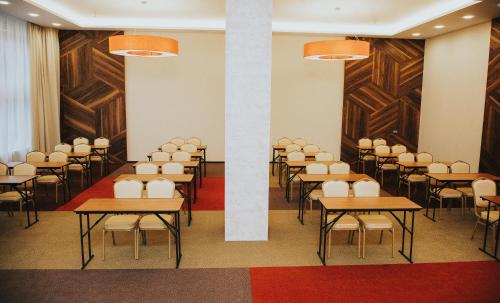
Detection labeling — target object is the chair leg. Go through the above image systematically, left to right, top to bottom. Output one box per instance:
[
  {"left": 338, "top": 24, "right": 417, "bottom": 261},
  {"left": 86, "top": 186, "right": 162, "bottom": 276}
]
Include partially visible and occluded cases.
[
  {"left": 309, "top": 199, "right": 313, "bottom": 222},
  {"left": 471, "top": 218, "right": 480, "bottom": 240},
  {"left": 362, "top": 227, "right": 366, "bottom": 259},
  {"left": 358, "top": 228, "right": 361, "bottom": 258},
  {"left": 391, "top": 228, "right": 395, "bottom": 258},
  {"left": 102, "top": 229, "right": 106, "bottom": 261},
  {"left": 134, "top": 229, "right": 138, "bottom": 260},
  {"left": 168, "top": 230, "right": 171, "bottom": 259},
  {"left": 327, "top": 230, "right": 332, "bottom": 258},
  {"left": 379, "top": 230, "right": 384, "bottom": 244}
]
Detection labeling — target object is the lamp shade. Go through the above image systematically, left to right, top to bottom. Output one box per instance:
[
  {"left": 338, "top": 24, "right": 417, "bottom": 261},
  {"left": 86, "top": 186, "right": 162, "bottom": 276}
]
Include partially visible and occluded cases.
[
  {"left": 109, "top": 35, "right": 178, "bottom": 57},
  {"left": 304, "top": 40, "right": 369, "bottom": 61}
]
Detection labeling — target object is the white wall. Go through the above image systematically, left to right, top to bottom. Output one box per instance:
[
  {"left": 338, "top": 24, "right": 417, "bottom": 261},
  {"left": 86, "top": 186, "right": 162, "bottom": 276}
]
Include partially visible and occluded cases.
[
  {"left": 419, "top": 22, "right": 491, "bottom": 172},
  {"left": 126, "top": 31, "right": 345, "bottom": 161},
  {"left": 271, "top": 34, "right": 345, "bottom": 160}
]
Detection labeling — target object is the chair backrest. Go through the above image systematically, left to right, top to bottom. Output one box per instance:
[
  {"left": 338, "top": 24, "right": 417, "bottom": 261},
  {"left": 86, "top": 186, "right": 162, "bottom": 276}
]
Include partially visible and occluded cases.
[
  {"left": 73, "top": 137, "right": 89, "bottom": 146},
  {"left": 94, "top": 137, "right": 110, "bottom": 146},
  {"left": 170, "top": 137, "right": 185, "bottom": 147},
  {"left": 187, "top": 137, "right": 202, "bottom": 146},
  {"left": 277, "top": 137, "right": 292, "bottom": 146},
  {"left": 292, "top": 138, "right": 307, "bottom": 147},
  {"left": 358, "top": 138, "right": 372, "bottom": 147},
  {"left": 373, "top": 138, "right": 386, "bottom": 147},
  {"left": 54, "top": 143, "right": 72, "bottom": 153},
  {"left": 161, "top": 143, "right": 178, "bottom": 153},
  {"left": 180, "top": 143, "right": 197, "bottom": 153},
  {"left": 74, "top": 144, "right": 91, "bottom": 153},
  {"left": 285, "top": 144, "right": 301, "bottom": 153},
  {"left": 303, "top": 144, "right": 320, "bottom": 153},
  {"left": 391, "top": 144, "right": 407, "bottom": 154},
  {"left": 374, "top": 145, "right": 390, "bottom": 154},
  {"left": 26, "top": 151, "right": 46, "bottom": 162},
  {"left": 48, "top": 151, "right": 68, "bottom": 162},
  {"left": 151, "top": 151, "right": 170, "bottom": 162},
  {"left": 172, "top": 151, "right": 191, "bottom": 162},
  {"left": 287, "top": 151, "right": 305, "bottom": 162},
  {"left": 315, "top": 152, "right": 334, "bottom": 162},
  {"left": 398, "top": 152, "right": 415, "bottom": 163},
  {"left": 416, "top": 152, "right": 433, "bottom": 162},
  {"left": 450, "top": 161, "right": 470, "bottom": 173},
  {"left": 0, "top": 162, "right": 7, "bottom": 175},
  {"left": 162, "top": 162, "right": 184, "bottom": 175},
  {"left": 329, "top": 162, "right": 350, "bottom": 174},
  {"left": 427, "top": 162, "right": 448, "bottom": 174},
  {"left": 13, "top": 163, "right": 36, "bottom": 175},
  {"left": 136, "top": 163, "right": 158, "bottom": 174},
  {"left": 306, "top": 163, "right": 328, "bottom": 174},
  {"left": 146, "top": 178, "right": 175, "bottom": 198},
  {"left": 472, "top": 178, "right": 497, "bottom": 209},
  {"left": 114, "top": 179, "right": 143, "bottom": 198},
  {"left": 352, "top": 179, "right": 380, "bottom": 197},
  {"left": 322, "top": 180, "right": 349, "bottom": 197}
]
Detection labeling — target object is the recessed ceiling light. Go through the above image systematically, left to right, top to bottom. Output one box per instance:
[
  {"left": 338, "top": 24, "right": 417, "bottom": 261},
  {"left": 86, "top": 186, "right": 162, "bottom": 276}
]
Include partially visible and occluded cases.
[
  {"left": 0, "top": 1, "right": 11, "bottom": 5},
  {"left": 28, "top": 13, "right": 40, "bottom": 17},
  {"left": 462, "top": 15, "right": 475, "bottom": 20},
  {"left": 52, "top": 22, "right": 62, "bottom": 27},
  {"left": 434, "top": 25, "right": 445, "bottom": 29},
  {"left": 412, "top": 33, "right": 421, "bottom": 37}
]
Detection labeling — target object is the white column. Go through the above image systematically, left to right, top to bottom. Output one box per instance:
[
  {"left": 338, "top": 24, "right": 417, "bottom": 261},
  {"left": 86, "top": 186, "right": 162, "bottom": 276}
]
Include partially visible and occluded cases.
[{"left": 225, "top": 0, "right": 272, "bottom": 241}]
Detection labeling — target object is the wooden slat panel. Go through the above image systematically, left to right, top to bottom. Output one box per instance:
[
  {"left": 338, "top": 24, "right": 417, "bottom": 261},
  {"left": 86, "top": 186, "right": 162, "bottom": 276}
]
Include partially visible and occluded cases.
[
  {"left": 479, "top": 18, "right": 500, "bottom": 175},
  {"left": 59, "top": 31, "right": 127, "bottom": 163},
  {"left": 341, "top": 37, "right": 425, "bottom": 167}
]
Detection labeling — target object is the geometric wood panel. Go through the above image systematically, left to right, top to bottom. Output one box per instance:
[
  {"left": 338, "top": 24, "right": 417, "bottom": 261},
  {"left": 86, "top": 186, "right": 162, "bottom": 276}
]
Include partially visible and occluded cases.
[
  {"left": 479, "top": 18, "right": 500, "bottom": 175},
  {"left": 59, "top": 30, "right": 127, "bottom": 163},
  {"left": 341, "top": 38, "right": 425, "bottom": 166}
]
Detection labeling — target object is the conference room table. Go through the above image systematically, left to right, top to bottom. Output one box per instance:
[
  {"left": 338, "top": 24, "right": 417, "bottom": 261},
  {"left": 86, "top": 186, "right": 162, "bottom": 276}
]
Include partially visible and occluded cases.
[
  {"left": 70, "top": 144, "right": 111, "bottom": 175},
  {"left": 147, "top": 151, "right": 204, "bottom": 187},
  {"left": 278, "top": 152, "right": 319, "bottom": 187},
  {"left": 282, "top": 160, "right": 336, "bottom": 201},
  {"left": 7, "top": 161, "right": 71, "bottom": 201},
  {"left": 133, "top": 161, "right": 199, "bottom": 195},
  {"left": 424, "top": 172, "right": 500, "bottom": 221},
  {"left": 297, "top": 173, "right": 372, "bottom": 224},
  {"left": 113, "top": 174, "right": 195, "bottom": 226},
  {"left": 0, "top": 175, "right": 38, "bottom": 228},
  {"left": 479, "top": 195, "right": 499, "bottom": 261},
  {"left": 317, "top": 196, "right": 422, "bottom": 265},
  {"left": 74, "top": 198, "right": 184, "bottom": 269}
]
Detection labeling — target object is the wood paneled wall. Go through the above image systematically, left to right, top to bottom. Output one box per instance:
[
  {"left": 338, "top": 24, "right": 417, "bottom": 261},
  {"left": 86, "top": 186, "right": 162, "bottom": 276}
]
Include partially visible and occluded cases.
[
  {"left": 479, "top": 18, "right": 500, "bottom": 175},
  {"left": 59, "top": 30, "right": 127, "bottom": 163},
  {"left": 340, "top": 38, "right": 425, "bottom": 166}
]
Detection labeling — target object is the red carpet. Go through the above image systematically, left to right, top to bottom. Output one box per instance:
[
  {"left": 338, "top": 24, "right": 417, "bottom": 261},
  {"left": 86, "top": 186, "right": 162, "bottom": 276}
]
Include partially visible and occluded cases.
[
  {"left": 56, "top": 176, "right": 225, "bottom": 211},
  {"left": 250, "top": 261, "right": 500, "bottom": 303}
]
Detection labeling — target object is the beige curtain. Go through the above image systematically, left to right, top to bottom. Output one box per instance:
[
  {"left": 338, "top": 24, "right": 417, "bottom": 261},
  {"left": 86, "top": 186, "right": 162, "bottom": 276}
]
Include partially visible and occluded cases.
[{"left": 28, "top": 23, "right": 60, "bottom": 153}]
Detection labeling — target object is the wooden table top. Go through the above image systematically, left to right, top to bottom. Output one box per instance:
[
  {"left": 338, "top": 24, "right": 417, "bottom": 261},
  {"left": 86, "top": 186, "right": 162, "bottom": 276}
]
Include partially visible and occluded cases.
[
  {"left": 70, "top": 145, "right": 110, "bottom": 149},
  {"left": 272, "top": 145, "right": 287, "bottom": 150},
  {"left": 278, "top": 151, "right": 318, "bottom": 157},
  {"left": 66, "top": 152, "right": 92, "bottom": 158},
  {"left": 375, "top": 153, "right": 401, "bottom": 158},
  {"left": 7, "top": 161, "right": 69, "bottom": 169},
  {"left": 133, "top": 161, "right": 199, "bottom": 168},
  {"left": 285, "top": 161, "right": 336, "bottom": 167},
  {"left": 397, "top": 161, "right": 451, "bottom": 168},
  {"left": 425, "top": 173, "right": 500, "bottom": 182},
  {"left": 113, "top": 174, "right": 194, "bottom": 183},
  {"left": 298, "top": 174, "right": 372, "bottom": 182},
  {"left": 0, "top": 175, "right": 37, "bottom": 185},
  {"left": 319, "top": 196, "right": 422, "bottom": 211},
  {"left": 481, "top": 196, "right": 500, "bottom": 206},
  {"left": 75, "top": 198, "right": 183, "bottom": 213}
]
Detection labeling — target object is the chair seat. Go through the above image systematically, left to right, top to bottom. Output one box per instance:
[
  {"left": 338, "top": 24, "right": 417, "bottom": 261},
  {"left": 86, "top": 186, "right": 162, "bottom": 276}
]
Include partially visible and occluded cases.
[
  {"left": 362, "top": 155, "right": 375, "bottom": 161},
  {"left": 91, "top": 156, "right": 103, "bottom": 161},
  {"left": 69, "top": 163, "right": 84, "bottom": 170},
  {"left": 381, "top": 164, "right": 398, "bottom": 170},
  {"left": 408, "top": 174, "right": 426, "bottom": 182},
  {"left": 37, "top": 175, "right": 61, "bottom": 184},
  {"left": 456, "top": 187, "right": 473, "bottom": 197},
  {"left": 439, "top": 188, "right": 462, "bottom": 198},
  {"left": 308, "top": 189, "right": 322, "bottom": 200},
  {"left": 142, "top": 190, "right": 182, "bottom": 199},
  {"left": 0, "top": 191, "right": 22, "bottom": 202},
  {"left": 480, "top": 211, "right": 499, "bottom": 222},
  {"left": 139, "top": 214, "right": 174, "bottom": 230},
  {"left": 327, "top": 214, "right": 359, "bottom": 230},
  {"left": 104, "top": 215, "right": 140, "bottom": 230},
  {"left": 358, "top": 215, "right": 393, "bottom": 229}
]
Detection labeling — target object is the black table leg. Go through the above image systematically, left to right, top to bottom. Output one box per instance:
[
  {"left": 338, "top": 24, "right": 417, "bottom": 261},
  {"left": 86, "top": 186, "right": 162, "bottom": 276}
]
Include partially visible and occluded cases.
[
  {"left": 272, "top": 148, "right": 276, "bottom": 176},
  {"left": 203, "top": 149, "right": 207, "bottom": 177},
  {"left": 199, "top": 160, "right": 203, "bottom": 188},
  {"left": 193, "top": 167, "right": 197, "bottom": 202},
  {"left": 187, "top": 182, "right": 192, "bottom": 226},
  {"left": 390, "top": 210, "right": 416, "bottom": 263},
  {"left": 176, "top": 211, "right": 182, "bottom": 268}
]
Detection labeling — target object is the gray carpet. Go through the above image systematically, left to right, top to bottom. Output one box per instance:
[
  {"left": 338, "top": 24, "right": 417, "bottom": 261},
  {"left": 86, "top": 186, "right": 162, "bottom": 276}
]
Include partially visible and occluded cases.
[{"left": 0, "top": 268, "right": 252, "bottom": 303}]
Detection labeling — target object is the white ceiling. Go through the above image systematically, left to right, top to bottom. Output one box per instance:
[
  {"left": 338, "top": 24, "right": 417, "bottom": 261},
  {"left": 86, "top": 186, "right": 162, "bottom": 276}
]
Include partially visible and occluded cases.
[{"left": 0, "top": 0, "right": 498, "bottom": 38}]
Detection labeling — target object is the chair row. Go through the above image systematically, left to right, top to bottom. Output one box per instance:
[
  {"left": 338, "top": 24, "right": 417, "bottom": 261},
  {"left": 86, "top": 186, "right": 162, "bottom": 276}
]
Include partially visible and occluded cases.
[
  {"left": 69, "top": 136, "right": 110, "bottom": 147},
  {"left": 165, "top": 137, "right": 202, "bottom": 148},
  {"left": 277, "top": 137, "right": 307, "bottom": 147},
  {"left": 158, "top": 143, "right": 198, "bottom": 154},
  {"left": 287, "top": 151, "right": 334, "bottom": 161},
  {"left": 136, "top": 162, "right": 185, "bottom": 175},
  {"left": 103, "top": 178, "right": 181, "bottom": 261}
]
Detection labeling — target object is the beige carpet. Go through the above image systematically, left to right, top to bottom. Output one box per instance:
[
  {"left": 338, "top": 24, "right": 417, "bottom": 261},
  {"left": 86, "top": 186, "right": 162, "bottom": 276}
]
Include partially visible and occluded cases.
[{"left": 0, "top": 208, "right": 493, "bottom": 270}]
